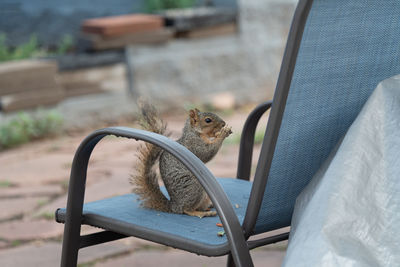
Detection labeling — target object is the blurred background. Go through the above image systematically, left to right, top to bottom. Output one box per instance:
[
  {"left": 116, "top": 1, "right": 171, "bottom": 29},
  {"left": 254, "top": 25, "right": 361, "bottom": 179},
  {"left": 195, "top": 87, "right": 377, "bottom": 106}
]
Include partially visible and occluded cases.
[{"left": 0, "top": 0, "right": 297, "bottom": 266}]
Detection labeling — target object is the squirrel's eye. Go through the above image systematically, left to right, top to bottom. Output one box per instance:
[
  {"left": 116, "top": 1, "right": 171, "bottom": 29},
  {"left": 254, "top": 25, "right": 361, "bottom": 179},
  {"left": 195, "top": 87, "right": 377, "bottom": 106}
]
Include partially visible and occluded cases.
[{"left": 205, "top": 118, "right": 212, "bottom": 123}]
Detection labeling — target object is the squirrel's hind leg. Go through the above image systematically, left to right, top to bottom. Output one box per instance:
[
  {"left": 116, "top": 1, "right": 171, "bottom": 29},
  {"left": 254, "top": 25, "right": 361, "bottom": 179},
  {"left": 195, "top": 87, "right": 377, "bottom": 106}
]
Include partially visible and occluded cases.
[
  {"left": 184, "top": 193, "right": 217, "bottom": 218},
  {"left": 197, "top": 194, "right": 214, "bottom": 211},
  {"left": 184, "top": 210, "right": 217, "bottom": 218}
]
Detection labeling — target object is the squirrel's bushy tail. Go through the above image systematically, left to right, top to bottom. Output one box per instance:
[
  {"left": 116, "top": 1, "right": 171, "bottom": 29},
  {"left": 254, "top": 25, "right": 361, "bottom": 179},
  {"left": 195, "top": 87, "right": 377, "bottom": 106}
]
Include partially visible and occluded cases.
[{"left": 130, "top": 101, "right": 170, "bottom": 212}]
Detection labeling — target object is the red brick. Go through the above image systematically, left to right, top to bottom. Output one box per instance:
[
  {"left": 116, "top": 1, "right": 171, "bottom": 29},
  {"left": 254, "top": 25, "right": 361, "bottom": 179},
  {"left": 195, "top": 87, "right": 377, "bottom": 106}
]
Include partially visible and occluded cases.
[{"left": 82, "top": 14, "right": 163, "bottom": 37}]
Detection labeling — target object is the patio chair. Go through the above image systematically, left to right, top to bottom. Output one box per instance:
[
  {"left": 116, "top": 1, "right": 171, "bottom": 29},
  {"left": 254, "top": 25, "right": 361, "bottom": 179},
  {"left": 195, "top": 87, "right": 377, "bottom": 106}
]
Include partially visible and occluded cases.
[{"left": 55, "top": 0, "right": 400, "bottom": 266}]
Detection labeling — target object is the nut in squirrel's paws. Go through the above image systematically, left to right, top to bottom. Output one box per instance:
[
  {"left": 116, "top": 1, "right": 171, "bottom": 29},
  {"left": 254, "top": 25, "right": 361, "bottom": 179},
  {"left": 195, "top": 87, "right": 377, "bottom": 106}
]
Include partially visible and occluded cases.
[{"left": 216, "top": 126, "right": 233, "bottom": 138}]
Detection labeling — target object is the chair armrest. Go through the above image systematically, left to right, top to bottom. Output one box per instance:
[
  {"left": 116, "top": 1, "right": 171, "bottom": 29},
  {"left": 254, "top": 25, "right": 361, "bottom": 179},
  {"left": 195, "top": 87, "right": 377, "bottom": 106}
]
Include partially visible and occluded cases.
[
  {"left": 237, "top": 101, "right": 272, "bottom": 180},
  {"left": 64, "top": 126, "right": 251, "bottom": 266}
]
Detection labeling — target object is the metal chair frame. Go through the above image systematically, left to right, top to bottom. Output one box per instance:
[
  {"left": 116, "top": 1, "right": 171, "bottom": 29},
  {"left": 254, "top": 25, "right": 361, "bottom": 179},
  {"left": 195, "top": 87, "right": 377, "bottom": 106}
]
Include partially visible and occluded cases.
[{"left": 57, "top": 1, "right": 314, "bottom": 266}]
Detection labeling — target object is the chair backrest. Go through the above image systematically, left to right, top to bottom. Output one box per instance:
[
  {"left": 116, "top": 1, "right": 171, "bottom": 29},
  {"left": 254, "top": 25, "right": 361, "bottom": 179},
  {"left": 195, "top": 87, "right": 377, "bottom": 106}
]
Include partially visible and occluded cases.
[{"left": 252, "top": 0, "right": 400, "bottom": 234}]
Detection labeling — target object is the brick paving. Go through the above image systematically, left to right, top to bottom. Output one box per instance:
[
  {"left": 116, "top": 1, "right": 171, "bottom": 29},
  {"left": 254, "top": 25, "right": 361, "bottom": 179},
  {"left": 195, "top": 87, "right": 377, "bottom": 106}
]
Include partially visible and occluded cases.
[
  {"left": 0, "top": 109, "right": 286, "bottom": 267},
  {"left": 0, "top": 184, "right": 64, "bottom": 198},
  {"left": 0, "top": 196, "right": 49, "bottom": 221},
  {"left": 0, "top": 220, "right": 64, "bottom": 241},
  {"left": 96, "top": 249, "right": 285, "bottom": 267}
]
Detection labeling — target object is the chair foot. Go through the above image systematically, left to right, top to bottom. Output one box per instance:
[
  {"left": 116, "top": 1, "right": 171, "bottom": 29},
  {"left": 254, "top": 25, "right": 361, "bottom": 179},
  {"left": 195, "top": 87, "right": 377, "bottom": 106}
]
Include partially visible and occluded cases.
[
  {"left": 60, "top": 221, "right": 81, "bottom": 267},
  {"left": 60, "top": 236, "right": 79, "bottom": 267},
  {"left": 226, "top": 253, "right": 236, "bottom": 267}
]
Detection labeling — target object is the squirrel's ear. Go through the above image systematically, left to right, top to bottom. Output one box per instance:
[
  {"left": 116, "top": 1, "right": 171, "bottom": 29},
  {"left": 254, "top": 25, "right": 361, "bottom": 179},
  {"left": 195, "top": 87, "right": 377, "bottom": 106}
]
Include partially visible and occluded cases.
[{"left": 189, "top": 109, "right": 199, "bottom": 126}]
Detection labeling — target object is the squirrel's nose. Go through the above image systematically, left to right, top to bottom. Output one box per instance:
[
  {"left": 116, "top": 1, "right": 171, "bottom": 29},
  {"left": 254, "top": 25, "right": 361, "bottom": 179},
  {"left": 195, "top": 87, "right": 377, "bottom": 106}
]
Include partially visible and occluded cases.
[{"left": 222, "top": 122, "right": 226, "bottom": 127}]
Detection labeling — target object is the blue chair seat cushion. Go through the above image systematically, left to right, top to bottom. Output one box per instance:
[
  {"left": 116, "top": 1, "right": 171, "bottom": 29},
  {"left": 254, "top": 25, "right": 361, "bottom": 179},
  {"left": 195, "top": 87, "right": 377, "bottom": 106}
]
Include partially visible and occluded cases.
[{"left": 56, "top": 178, "right": 251, "bottom": 256}]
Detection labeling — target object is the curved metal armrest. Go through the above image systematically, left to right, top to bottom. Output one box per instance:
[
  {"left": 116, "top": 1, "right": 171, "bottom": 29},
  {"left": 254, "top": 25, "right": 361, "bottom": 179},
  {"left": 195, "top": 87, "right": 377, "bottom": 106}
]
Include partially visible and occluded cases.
[
  {"left": 237, "top": 101, "right": 272, "bottom": 180},
  {"left": 64, "top": 126, "right": 251, "bottom": 266}
]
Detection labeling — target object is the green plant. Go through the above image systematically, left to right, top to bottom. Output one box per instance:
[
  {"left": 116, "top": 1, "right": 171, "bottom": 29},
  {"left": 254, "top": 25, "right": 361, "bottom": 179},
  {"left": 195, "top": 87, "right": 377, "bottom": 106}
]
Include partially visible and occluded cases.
[
  {"left": 144, "top": 0, "right": 195, "bottom": 13},
  {"left": 0, "top": 33, "right": 74, "bottom": 62},
  {"left": 0, "top": 34, "right": 46, "bottom": 62},
  {"left": 0, "top": 34, "right": 9, "bottom": 61},
  {"left": 56, "top": 34, "right": 74, "bottom": 55},
  {"left": 11, "top": 35, "right": 40, "bottom": 60},
  {"left": 0, "top": 110, "right": 63, "bottom": 150},
  {"left": 224, "top": 130, "right": 265, "bottom": 146},
  {"left": 254, "top": 130, "right": 265, "bottom": 144},
  {"left": 224, "top": 132, "right": 241, "bottom": 145},
  {"left": 0, "top": 180, "right": 13, "bottom": 187},
  {"left": 37, "top": 199, "right": 49, "bottom": 207},
  {"left": 37, "top": 212, "right": 55, "bottom": 220},
  {"left": 11, "top": 240, "right": 22, "bottom": 247}
]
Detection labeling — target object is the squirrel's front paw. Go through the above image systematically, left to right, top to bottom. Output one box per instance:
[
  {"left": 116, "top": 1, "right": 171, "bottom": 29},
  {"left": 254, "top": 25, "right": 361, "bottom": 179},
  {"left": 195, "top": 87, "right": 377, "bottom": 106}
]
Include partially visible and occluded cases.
[{"left": 217, "top": 126, "right": 232, "bottom": 138}]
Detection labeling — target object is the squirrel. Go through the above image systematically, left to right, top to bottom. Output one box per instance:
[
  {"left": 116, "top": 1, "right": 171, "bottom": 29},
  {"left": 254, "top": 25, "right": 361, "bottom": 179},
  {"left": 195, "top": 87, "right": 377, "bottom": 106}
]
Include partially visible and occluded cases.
[{"left": 130, "top": 101, "right": 232, "bottom": 218}]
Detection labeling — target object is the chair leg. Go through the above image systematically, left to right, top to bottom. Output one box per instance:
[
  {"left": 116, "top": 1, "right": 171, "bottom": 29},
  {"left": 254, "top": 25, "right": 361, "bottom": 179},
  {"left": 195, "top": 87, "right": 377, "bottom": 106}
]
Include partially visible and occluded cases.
[
  {"left": 60, "top": 218, "right": 82, "bottom": 267},
  {"left": 226, "top": 253, "right": 236, "bottom": 267}
]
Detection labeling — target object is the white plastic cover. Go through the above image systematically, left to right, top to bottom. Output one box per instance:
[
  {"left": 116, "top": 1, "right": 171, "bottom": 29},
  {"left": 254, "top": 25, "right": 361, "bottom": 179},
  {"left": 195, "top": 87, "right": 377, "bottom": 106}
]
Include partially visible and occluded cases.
[{"left": 283, "top": 75, "right": 400, "bottom": 267}]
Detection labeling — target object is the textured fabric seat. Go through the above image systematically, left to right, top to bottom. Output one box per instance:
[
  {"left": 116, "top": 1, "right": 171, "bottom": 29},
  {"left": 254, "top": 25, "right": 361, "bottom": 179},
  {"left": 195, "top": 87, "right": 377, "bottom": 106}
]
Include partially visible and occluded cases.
[{"left": 56, "top": 178, "right": 252, "bottom": 255}]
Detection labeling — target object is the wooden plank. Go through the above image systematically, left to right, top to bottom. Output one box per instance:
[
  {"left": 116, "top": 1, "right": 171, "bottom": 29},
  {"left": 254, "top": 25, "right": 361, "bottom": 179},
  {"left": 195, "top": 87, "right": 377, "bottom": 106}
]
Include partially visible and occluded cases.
[
  {"left": 162, "top": 7, "right": 237, "bottom": 32},
  {"left": 82, "top": 14, "right": 164, "bottom": 37},
  {"left": 176, "top": 23, "right": 237, "bottom": 39},
  {"left": 80, "top": 28, "right": 173, "bottom": 50},
  {"left": 57, "top": 51, "right": 124, "bottom": 71},
  {"left": 0, "top": 60, "right": 59, "bottom": 96},
  {"left": 57, "top": 67, "right": 111, "bottom": 97},
  {"left": 62, "top": 81, "right": 106, "bottom": 98},
  {"left": 64, "top": 85, "right": 106, "bottom": 98},
  {"left": 0, "top": 87, "right": 64, "bottom": 112}
]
